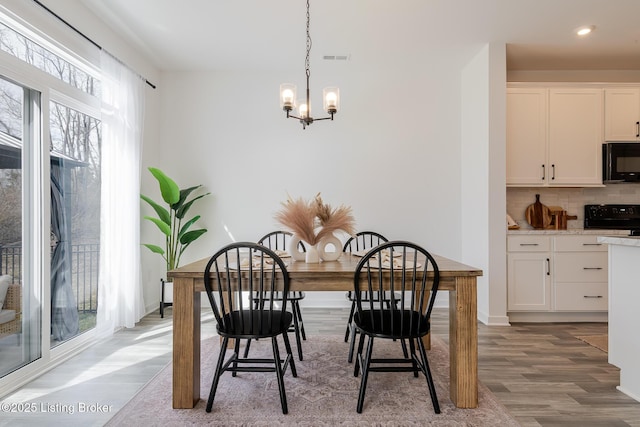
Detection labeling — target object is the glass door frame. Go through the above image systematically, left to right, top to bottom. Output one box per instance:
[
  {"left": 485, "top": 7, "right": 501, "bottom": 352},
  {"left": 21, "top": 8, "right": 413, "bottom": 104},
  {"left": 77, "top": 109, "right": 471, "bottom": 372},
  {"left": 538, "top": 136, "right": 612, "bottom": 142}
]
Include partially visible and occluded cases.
[{"left": 0, "top": 52, "right": 100, "bottom": 398}]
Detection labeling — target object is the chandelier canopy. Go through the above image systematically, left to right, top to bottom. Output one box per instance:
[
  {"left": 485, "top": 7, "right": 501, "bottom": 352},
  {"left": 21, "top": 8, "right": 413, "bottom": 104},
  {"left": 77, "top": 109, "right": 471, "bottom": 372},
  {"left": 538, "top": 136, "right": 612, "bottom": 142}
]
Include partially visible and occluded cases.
[{"left": 280, "top": 0, "right": 339, "bottom": 130}]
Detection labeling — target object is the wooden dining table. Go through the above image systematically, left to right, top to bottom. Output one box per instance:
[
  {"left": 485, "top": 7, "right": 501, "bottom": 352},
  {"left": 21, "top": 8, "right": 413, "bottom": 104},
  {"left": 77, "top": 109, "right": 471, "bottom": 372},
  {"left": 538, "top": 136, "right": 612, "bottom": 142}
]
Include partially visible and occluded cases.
[{"left": 168, "top": 252, "right": 482, "bottom": 409}]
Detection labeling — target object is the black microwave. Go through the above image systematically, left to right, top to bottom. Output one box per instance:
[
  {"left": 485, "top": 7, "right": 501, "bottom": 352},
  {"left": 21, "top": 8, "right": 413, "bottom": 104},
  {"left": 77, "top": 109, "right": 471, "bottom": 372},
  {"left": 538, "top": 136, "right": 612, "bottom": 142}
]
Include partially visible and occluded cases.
[{"left": 603, "top": 142, "right": 640, "bottom": 182}]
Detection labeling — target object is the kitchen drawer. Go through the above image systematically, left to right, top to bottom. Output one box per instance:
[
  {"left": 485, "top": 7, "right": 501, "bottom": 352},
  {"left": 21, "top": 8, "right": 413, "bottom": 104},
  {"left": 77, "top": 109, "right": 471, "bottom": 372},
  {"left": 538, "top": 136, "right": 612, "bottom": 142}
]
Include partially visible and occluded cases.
[
  {"left": 507, "top": 235, "right": 551, "bottom": 252},
  {"left": 554, "top": 235, "right": 607, "bottom": 252},
  {"left": 554, "top": 252, "right": 608, "bottom": 282},
  {"left": 555, "top": 282, "right": 608, "bottom": 311}
]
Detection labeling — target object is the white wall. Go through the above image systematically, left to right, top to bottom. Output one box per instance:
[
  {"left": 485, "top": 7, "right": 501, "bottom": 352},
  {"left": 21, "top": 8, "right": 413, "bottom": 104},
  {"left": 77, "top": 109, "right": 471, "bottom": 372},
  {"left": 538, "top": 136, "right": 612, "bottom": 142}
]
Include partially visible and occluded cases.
[
  {"left": 460, "top": 43, "right": 509, "bottom": 326},
  {"left": 487, "top": 45, "right": 509, "bottom": 325},
  {"left": 147, "top": 62, "right": 466, "bottom": 308}
]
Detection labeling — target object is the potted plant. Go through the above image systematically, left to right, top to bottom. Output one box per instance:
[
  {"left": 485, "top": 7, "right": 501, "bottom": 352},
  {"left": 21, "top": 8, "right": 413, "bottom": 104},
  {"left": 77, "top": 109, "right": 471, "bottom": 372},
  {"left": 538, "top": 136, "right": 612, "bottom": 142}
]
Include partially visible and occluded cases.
[{"left": 141, "top": 167, "right": 210, "bottom": 315}]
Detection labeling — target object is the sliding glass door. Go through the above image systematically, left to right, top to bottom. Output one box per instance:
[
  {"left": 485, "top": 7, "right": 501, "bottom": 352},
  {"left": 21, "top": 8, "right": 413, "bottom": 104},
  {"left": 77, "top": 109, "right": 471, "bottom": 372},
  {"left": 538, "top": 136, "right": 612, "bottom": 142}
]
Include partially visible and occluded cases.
[
  {"left": 0, "top": 76, "right": 42, "bottom": 377},
  {"left": 0, "top": 80, "right": 101, "bottom": 380},
  {"left": 49, "top": 101, "right": 101, "bottom": 347}
]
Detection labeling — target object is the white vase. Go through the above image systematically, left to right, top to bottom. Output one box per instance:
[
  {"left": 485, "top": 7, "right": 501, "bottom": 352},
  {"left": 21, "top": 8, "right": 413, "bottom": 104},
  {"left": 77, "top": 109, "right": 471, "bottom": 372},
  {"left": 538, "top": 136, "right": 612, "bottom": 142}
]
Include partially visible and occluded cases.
[
  {"left": 318, "top": 233, "right": 342, "bottom": 262},
  {"left": 288, "top": 235, "right": 307, "bottom": 261},
  {"left": 305, "top": 243, "right": 320, "bottom": 263}
]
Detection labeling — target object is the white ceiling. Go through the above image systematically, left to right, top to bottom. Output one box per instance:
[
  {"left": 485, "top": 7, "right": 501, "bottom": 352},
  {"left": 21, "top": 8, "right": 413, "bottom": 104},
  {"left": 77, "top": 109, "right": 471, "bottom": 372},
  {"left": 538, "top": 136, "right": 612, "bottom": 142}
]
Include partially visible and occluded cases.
[{"left": 80, "top": 0, "right": 640, "bottom": 72}]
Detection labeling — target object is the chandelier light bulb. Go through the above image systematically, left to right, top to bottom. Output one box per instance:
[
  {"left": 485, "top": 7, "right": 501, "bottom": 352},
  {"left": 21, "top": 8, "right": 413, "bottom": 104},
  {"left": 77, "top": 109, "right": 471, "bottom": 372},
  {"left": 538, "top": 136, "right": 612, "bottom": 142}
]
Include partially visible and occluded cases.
[
  {"left": 280, "top": 84, "right": 297, "bottom": 111},
  {"left": 323, "top": 87, "right": 340, "bottom": 114},
  {"left": 283, "top": 89, "right": 294, "bottom": 104},
  {"left": 298, "top": 103, "right": 308, "bottom": 118}
]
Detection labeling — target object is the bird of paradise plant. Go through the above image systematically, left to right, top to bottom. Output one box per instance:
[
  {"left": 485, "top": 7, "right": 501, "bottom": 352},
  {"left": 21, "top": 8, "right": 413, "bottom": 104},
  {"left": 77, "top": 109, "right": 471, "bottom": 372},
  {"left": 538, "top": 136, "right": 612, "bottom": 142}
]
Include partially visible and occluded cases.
[{"left": 140, "top": 167, "right": 211, "bottom": 272}]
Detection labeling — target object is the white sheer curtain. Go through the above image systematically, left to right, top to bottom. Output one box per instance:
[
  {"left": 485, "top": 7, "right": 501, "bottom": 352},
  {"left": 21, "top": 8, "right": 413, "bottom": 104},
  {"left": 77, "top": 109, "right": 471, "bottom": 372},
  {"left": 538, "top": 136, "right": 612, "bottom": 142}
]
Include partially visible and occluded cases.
[{"left": 97, "top": 50, "right": 146, "bottom": 336}]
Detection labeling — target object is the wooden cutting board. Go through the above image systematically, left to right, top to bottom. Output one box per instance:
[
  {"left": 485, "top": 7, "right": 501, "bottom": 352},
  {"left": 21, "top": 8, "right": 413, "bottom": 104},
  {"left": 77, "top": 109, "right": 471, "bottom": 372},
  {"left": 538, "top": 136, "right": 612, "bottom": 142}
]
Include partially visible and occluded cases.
[{"left": 525, "top": 194, "right": 552, "bottom": 229}]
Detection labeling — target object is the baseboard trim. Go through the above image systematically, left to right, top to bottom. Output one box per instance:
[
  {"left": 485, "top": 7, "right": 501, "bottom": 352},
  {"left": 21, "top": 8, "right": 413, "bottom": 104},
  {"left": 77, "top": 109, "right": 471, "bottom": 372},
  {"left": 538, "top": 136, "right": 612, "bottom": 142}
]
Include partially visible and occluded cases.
[
  {"left": 478, "top": 310, "right": 511, "bottom": 326},
  {"left": 508, "top": 311, "right": 608, "bottom": 323},
  {"left": 617, "top": 386, "right": 640, "bottom": 404}
]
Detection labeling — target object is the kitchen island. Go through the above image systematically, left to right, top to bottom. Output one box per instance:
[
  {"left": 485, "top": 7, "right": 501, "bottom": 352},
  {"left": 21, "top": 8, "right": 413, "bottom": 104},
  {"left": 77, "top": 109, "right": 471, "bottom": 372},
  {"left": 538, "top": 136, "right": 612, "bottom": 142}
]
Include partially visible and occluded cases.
[{"left": 597, "top": 235, "right": 640, "bottom": 403}]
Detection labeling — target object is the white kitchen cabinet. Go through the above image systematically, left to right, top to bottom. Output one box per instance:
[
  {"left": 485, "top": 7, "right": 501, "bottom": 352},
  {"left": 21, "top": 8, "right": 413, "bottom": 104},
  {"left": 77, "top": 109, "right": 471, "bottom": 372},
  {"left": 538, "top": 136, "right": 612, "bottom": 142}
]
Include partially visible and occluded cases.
[
  {"left": 506, "top": 86, "right": 603, "bottom": 187},
  {"left": 604, "top": 87, "right": 640, "bottom": 141},
  {"left": 506, "top": 88, "right": 548, "bottom": 185},
  {"left": 547, "top": 88, "right": 603, "bottom": 186},
  {"left": 507, "top": 234, "right": 608, "bottom": 315},
  {"left": 554, "top": 235, "right": 608, "bottom": 311},
  {"left": 507, "top": 236, "right": 551, "bottom": 311}
]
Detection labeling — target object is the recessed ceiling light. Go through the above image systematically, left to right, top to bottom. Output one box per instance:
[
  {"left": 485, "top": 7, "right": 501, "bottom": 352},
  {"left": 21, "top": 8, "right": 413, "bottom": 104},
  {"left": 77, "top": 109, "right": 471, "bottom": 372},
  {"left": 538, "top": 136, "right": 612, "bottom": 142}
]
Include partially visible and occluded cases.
[{"left": 576, "top": 25, "right": 595, "bottom": 36}]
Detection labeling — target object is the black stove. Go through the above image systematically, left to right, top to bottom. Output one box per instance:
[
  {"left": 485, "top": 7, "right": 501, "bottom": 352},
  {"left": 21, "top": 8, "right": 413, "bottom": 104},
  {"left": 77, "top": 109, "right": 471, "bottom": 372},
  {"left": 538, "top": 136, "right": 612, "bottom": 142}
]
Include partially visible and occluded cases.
[{"left": 584, "top": 204, "right": 640, "bottom": 235}]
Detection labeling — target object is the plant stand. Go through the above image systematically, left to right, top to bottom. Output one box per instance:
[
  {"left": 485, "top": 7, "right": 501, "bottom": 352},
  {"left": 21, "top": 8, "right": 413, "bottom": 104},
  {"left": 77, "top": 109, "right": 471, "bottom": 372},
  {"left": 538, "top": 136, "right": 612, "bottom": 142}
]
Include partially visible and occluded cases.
[{"left": 159, "top": 278, "right": 173, "bottom": 318}]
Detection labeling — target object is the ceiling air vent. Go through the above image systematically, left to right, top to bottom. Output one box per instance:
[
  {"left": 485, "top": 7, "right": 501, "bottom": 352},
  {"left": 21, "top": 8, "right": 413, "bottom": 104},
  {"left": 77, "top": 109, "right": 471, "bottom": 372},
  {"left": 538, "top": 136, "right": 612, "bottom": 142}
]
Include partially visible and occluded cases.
[{"left": 323, "top": 54, "right": 350, "bottom": 61}]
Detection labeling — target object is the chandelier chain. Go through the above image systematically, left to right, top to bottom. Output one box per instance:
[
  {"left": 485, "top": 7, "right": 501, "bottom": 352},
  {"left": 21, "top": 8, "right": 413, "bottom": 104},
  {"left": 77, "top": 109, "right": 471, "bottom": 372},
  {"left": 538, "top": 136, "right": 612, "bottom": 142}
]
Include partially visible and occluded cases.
[{"left": 305, "top": 0, "right": 311, "bottom": 79}]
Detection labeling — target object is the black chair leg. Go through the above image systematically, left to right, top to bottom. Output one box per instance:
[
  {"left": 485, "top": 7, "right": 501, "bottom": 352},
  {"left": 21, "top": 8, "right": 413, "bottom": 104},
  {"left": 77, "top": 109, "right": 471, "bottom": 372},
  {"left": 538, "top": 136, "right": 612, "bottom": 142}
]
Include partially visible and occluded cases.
[
  {"left": 293, "top": 301, "right": 306, "bottom": 340},
  {"left": 344, "top": 301, "right": 356, "bottom": 342},
  {"left": 291, "top": 305, "right": 304, "bottom": 361},
  {"left": 348, "top": 323, "right": 358, "bottom": 363},
  {"left": 353, "top": 331, "right": 366, "bottom": 376},
  {"left": 281, "top": 332, "right": 297, "bottom": 377},
  {"left": 356, "top": 335, "right": 374, "bottom": 413},
  {"left": 417, "top": 336, "right": 441, "bottom": 414},
  {"left": 206, "top": 337, "right": 229, "bottom": 413},
  {"left": 271, "top": 337, "right": 288, "bottom": 414},
  {"left": 243, "top": 338, "right": 252, "bottom": 358},
  {"left": 401, "top": 338, "right": 409, "bottom": 359},
  {"left": 409, "top": 338, "right": 419, "bottom": 377},
  {"left": 232, "top": 339, "right": 241, "bottom": 377}
]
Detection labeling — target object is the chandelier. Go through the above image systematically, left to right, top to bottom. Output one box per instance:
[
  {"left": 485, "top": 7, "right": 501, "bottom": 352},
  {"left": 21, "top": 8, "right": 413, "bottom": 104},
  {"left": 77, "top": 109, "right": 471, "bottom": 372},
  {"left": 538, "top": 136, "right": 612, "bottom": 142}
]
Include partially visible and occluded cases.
[{"left": 280, "top": 0, "right": 339, "bottom": 130}]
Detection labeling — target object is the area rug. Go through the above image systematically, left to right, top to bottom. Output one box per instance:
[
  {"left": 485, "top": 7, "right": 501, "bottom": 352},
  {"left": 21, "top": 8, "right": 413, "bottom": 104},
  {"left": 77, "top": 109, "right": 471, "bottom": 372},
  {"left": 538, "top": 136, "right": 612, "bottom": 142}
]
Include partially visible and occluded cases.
[
  {"left": 106, "top": 335, "right": 519, "bottom": 426},
  {"left": 576, "top": 335, "right": 608, "bottom": 353}
]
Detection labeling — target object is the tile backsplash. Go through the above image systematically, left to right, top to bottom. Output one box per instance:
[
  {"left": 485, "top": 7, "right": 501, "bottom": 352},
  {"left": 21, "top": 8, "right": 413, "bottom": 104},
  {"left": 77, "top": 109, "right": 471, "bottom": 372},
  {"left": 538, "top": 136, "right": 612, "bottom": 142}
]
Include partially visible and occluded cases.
[{"left": 507, "top": 185, "right": 640, "bottom": 230}]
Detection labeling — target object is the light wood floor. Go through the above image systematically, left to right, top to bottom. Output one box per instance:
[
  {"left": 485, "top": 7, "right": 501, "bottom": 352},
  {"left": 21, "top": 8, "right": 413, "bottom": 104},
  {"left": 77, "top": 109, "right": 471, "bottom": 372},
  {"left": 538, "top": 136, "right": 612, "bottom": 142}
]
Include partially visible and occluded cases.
[{"left": 2, "top": 306, "right": 640, "bottom": 426}]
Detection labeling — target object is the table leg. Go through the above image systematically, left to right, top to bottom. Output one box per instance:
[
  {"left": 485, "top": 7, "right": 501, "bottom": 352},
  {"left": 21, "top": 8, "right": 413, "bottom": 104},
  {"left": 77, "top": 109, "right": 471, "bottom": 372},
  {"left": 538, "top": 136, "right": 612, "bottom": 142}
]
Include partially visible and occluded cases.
[
  {"left": 448, "top": 276, "right": 478, "bottom": 408},
  {"left": 172, "top": 277, "right": 201, "bottom": 408},
  {"left": 421, "top": 291, "right": 432, "bottom": 350}
]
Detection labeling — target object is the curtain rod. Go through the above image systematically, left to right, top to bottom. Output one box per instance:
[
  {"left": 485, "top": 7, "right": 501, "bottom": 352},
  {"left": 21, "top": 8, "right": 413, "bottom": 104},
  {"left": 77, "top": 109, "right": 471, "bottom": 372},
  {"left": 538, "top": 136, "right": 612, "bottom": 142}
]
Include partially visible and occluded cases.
[{"left": 32, "top": 0, "right": 157, "bottom": 89}]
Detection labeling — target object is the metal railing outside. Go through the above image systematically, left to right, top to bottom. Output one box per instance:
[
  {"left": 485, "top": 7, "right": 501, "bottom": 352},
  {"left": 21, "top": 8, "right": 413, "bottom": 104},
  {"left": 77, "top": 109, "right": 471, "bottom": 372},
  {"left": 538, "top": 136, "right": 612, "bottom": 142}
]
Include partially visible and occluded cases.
[{"left": 0, "top": 243, "right": 99, "bottom": 313}]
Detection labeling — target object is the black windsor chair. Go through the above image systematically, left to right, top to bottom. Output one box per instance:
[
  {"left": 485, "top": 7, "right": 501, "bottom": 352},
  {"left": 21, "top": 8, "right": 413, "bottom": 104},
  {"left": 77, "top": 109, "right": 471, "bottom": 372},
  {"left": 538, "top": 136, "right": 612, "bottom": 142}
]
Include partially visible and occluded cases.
[
  {"left": 243, "top": 231, "right": 306, "bottom": 361},
  {"left": 343, "top": 231, "right": 407, "bottom": 363},
  {"left": 351, "top": 241, "right": 440, "bottom": 414},
  {"left": 203, "top": 242, "right": 297, "bottom": 414}
]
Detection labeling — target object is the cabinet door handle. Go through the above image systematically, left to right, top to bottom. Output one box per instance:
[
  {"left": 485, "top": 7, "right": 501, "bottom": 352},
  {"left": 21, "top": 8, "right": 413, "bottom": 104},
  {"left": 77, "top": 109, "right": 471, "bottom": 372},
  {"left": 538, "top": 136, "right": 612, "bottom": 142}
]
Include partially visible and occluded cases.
[
  {"left": 636, "top": 121, "right": 639, "bottom": 138},
  {"left": 542, "top": 164, "right": 545, "bottom": 181},
  {"left": 551, "top": 164, "right": 555, "bottom": 180},
  {"left": 519, "top": 243, "right": 539, "bottom": 246},
  {"left": 582, "top": 243, "right": 602, "bottom": 246},
  {"left": 546, "top": 258, "right": 550, "bottom": 275},
  {"left": 583, "top": 267, "right": 603, "bottom": 270},
  {"left": 583, "top": 295, "right": 603, "bottom": 299}
]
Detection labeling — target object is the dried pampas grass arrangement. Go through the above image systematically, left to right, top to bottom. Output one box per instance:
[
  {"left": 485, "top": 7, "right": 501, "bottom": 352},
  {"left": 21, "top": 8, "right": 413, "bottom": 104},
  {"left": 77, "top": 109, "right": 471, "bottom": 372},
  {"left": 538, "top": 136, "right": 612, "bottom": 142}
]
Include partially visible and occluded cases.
[{"left": 275, "top": 193, "right": 356, "bottom": 245}]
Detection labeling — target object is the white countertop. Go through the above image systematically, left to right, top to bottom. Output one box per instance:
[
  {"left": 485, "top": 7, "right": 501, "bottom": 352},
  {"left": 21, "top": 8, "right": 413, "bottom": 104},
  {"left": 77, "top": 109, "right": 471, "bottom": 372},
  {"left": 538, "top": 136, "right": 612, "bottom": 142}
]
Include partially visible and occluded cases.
[
  {"left": 508, "top": 228, "right": 631, "bottom": 236},
  {"left": 597, "top": 235, "right": 640, "bottom": 247}
]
